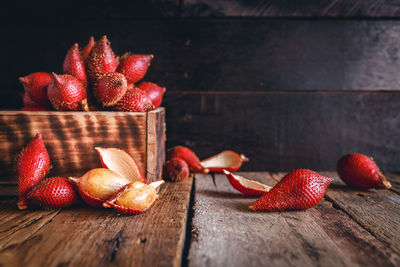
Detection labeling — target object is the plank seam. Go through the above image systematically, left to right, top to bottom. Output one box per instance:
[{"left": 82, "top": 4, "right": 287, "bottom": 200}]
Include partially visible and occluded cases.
[{"left": 180, "top": 175, "right": 196, "bottom": 267}]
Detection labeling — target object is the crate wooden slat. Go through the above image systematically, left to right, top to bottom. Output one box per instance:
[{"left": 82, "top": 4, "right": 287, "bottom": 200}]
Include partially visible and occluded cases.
[{"left": 0, "top": 108, "right": 166, "bottom": 183}]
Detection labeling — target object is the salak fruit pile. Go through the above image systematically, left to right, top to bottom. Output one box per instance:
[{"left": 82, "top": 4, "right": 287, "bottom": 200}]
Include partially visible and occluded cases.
[
  {"left": 19, "top": 35, "right": 165, "bottom": 112},
  {"left": 17, "top": 134, "right": 164, "bottom": 215}
]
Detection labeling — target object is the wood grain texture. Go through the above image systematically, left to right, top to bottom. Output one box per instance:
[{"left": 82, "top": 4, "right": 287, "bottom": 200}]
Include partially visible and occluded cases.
[
  {"left": 1, "top": 0, "right": 181, "bottom": 22},
  {"left": 183, "top": 0, "right": 400, "bottom": 17},
  {"left": 3, "top": 19, "right": 400, "bottom": 109},
  {"left": 164, "top": 92, "right": 400, "bottom": 172},
  {"left": 147, "top": 108, "right": 167, "bottom": 181},
  {"left": 0, "top": 109, "right": 165, "bottom": 182},
  {"left": 319, "top": 171, "right": 400, "bottom": 255},
  {"left": 188, "top": 172, "right": 400, "bottom": 267},
  {"left": 386, "top": 173, "right": 400, "bottom": 194},
  {"left": 0, "top": 177, "right": 193, "bottom": 267}
]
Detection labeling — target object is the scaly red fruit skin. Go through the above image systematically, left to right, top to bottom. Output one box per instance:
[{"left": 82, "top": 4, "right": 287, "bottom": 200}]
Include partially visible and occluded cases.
[
  {"left": 87, "top": 35, "right": 118, "bottom": 84},
  {"left": 81, "top": 36, "right": 95, "bottom": 61},
  {"left": 63, "top": 43, "right": 88, "bottom": 86},
  {"left": 116, "top": 54, "right": 153, "bottom": 84},
  {"left": 19, "top": 72, "right": 52, "bottom": 107},
  {"left": 94, "top": 72, "right": 128, "bottom": 106},
  {"left": 47, "top": 73, "right": 88, "bottom": 111},
  {"left": 137, "top": 82, "right": 165, "bottom": 109},
  {"left": 114, "top": 87, "right": 155, "bottom": 112},
  {"left": 22, "top": 93, "right": 39, "bottom": 107},
  {"left": 21, "top": 106, "right": 51, "bottom": 111},
  {"left": 17, "top": 133, "right": 50, "bottom": 210},
  {"left": 167, "top": 146, "right": 208, "bottom": 174},
  {"left": 337, "top": 153, "right": 391, "bottom": 189},
  {"left": 166, "top": 158, "right": 189, "bottom": 182},
  {"left": 249, "top": 169, "right": 333, "bottom": 211},
  {"left": 224, "top": 171, "right": 268, "bottom": 197},
  {"left": 27, "top": 177, "right": 79, "bottom": 209}
]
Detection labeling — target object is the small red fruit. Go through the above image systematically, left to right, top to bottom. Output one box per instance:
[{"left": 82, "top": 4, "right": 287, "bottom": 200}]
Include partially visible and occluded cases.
[
  {"left": 87, "top": 35, "right": 118, "bottom": 84},
  {"left": 81, "top": 36, "right": 95, "bottom": 61},
  {"left": 63, "top": 43, "right": 88, "bottom": 86},
  {"left": 116, "top": 54, "right": 153, "bottom": 83},
  {"left": 19, "top": 72, "right": 52, "bottom": 107},
  {"left": 94, "top": 72, "right": 128, "bottom": 106},
  {"left": 47, "top": 73, "right": 88, "bottom": 111},
  {"left": 137, "top": 82, "right": 166, "bottom": 109},
  {"left": 114, "top": 87, "right": 155, "bottom": 112},
  {"left": 22, "top": 93, "right": 39, "bottom": 107},
  {"left": 21, "top": 106, "right": 51, "bottom": 111},
  {"left": 17, "top": 133, "right": 50, "bottom": 210},
  {"left": 167, "top": 146, "right": 208, "bottom": 174},
  {"left": 201, "top": 151, "right": 249, "bottom": 173},
  {"left": 337, "top": 153, "right": 391, "bottom": 190},
  {"left": 166, "top": 158, "right": 190, "bottom": 182},
  {"left": 249, "top": 169, "right": 333, "bottom": 211},
  {"left": 223, "top": 170, "right": 271, "bottom": 196},
  {"left": 27, "top": 177, "right": 79, "bottom": 209}
]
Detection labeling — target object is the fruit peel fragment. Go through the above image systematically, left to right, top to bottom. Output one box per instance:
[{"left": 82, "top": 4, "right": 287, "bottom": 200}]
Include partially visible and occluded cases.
[
  {"left": 201, "top": 151, "right": 249, "bottom": 173},
  {"left": 223, "top": 170, "right": 271, "bottom": 196}
]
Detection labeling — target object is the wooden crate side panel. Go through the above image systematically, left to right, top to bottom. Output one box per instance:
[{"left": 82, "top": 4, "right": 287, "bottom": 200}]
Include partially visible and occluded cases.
[
  {"left": 147, "top": 108, "right": 166, "bottom": 182},
  {"left": 0, "top": 112, "right": 147, "bottom": 181}
]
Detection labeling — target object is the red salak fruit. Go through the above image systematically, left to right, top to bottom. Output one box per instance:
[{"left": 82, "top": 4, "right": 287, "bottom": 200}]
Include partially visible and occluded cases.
[
  {"left": 87, "top": 35, "right": 119, "bottom": 84},
  {"left": 81, "top": 36, "right": 95, "bottom": 61},
  {"left": 63, "top": 43, "right": 88, "bottom": 86},
  {"left": 116, "top": 54, "right": 153, "bottom": 84},
  {"left": 19, "top": 72, "right": 52, "bottom": 107},
  {"left": 94, "top": 72, "right": 128, "bottom": 106},
  {"left": 47, "top": 73, "right": 88, "bottom": 111},
  {"left": 137, "top": 82, "right": 166, "bottom": 109},
  {"left": 114, "top": 87, "right": 155, "bottom": 112},
  {"left": 22, "top": 92, "right": 39, "bottom": 107},
  {"left": 21, "top": 106, "right": 51, "bottom": 111},
  {"left": 17, "top": 133, "right": 50, "bottom": 210},
  {"left": 167, "top": 146, "right": 208, "bottom": 174},
  {"left": 337, "top": 153, "right": 391, "bottom": 190},
  {"left": 166, "top": 157, "right": 190, "bottom": 182},
  {"left": 249, "top": 169, "right": 333, "bottom": 212},
  {"left": 27, "top": 177, "right": 79, "bottom": 209}
]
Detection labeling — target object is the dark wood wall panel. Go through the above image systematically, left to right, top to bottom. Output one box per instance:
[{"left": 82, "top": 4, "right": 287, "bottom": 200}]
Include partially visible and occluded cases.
[
  {"left": 183, "top": 0, "right": 400, "bottom": 17},
  {"left": 3, "top": 20, "right": 400, "bottom": 109},
  {"left": 164, "top": 92, "right": 400, "bottom": 172}
]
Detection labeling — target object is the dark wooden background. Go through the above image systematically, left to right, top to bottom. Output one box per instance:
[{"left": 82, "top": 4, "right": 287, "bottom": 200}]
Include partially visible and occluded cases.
[{"left": 1, "top": 0, "right": 400, "bottom": 172}]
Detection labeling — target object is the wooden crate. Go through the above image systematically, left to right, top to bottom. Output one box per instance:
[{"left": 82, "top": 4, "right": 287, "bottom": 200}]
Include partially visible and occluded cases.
[{"left": 0, "top": 108, "right": 166, "bottom": 183}]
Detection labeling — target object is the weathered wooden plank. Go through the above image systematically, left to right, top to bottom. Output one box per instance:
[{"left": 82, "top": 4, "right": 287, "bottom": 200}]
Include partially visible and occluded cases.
[
  {"left": 1, "top": 0, "right": 181, "bottom": 22},
  {"left": 183, "top": 0, "right": 400, "bottom": 17},
  {"left": 3, "top": 20, "right": 400, "bottom": 109},
  {"left": 165, "top": 92, "right": 400, "bottom": 172},
  {"left": 147, "top": 108, "right": 167, "bottom": 181},
  {"left": 0, "top": 109, "right": 165, "bottom": 183},
  {"left": 320, "top": 171, "right": 400, "bottom": 255},
  {"left": 188, "top": 172, "right": 400, "bottom": 267},
  {"left": 0, "top": 177, "right": 193, "bottom": 267},
  {"left": 0, "top": 198, "right": 60, "bottom": 252}
]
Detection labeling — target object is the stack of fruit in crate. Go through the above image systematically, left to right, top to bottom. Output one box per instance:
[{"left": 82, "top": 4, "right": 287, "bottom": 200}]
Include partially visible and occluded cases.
[{"left": 19, "top": 36, "right": 165, "bottom": 112}]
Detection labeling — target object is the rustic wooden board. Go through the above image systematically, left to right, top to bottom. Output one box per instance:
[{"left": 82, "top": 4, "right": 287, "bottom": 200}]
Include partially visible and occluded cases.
[
  {"left": 1, "top": 0, "right": 181, "bottom": 22},
  {"left": 183, "top": 0, "right": 400, "bottom": 17},
  {"left": 165, "top": 92, "right": 400, "bottom": 172},
  {"left": 0, "top": 108, "right": 165, "bottom": 183},
  {"left": 147, "top": 108, "right": 167, "bottom": 181},
  {"left": 319, "top": 171, "right": 400, "bottom": 255},
  {"left": 187, "top": 173, "right": 400, "bottom": 267},
  {"left": 0, "top": 177, "right": 193, "bottom": 267}
]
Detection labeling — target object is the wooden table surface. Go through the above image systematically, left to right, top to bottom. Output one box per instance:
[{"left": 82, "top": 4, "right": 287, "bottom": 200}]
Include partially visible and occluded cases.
[{"left": 0, "top": 172, "right": 399, "bottom": 267}]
